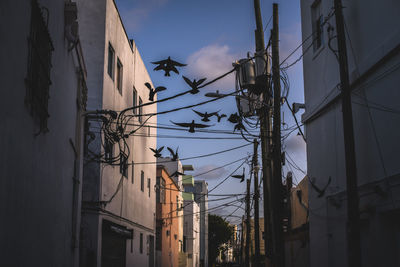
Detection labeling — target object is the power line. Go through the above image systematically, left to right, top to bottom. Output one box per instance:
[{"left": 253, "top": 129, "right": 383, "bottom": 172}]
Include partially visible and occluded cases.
[{"left": 132, "top": 143, "right": 252, "bottom": 165}]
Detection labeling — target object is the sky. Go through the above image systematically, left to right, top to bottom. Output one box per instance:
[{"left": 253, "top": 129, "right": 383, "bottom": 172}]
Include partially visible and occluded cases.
[{"left": 115, "top": 0, "right": 307, "bottom": 224}]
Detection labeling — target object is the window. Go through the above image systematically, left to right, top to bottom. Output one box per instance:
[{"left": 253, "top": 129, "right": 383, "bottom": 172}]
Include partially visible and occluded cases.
[
  {"left": 26, "top": 0, "right": 54, "bottom": 133},
  {"left": 311, "top": 0, "right": 324, "bottom": 51},
  {"left": 107, "top": 43, "right": 115, "bottom": 79},
  {"left": 116, "top": 58, "right": 123, "bottom": 94},
  {"left": 132, "top": 87, "right": 137, "bottom": 114},
  {"left": 138, "top": 97, "right": 143, "bottom": 123},
  {"left": 104, "top": 137, "right": 114, "bottom": 162},
  {"left": 120, "top": 152, "right": 128, "bottom": 177},
  {"left": 131, "top": 161, "right": 134, "bottom": 184},
  {"left": 141, "top": 171, "right": 144, "bottom": 192},
  {"left": 156, "top": 177, "right": 166, "bottom": 203},
  {"left": 147, "top": 178, "right": 151, "bottom": 197},
  {"left": 176, "top": 196, "right": 179, "bottom": 216},
  {"left": 166, "top": 230, "right": 170, "bottom": 236},
  {"left": 140, "top": 233, "right": 143, "bottom": 254}
]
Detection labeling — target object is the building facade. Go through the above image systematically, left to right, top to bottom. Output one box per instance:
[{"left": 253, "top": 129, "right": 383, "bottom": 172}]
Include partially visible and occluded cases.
[
  {"left": 0, "top": 0, "right": 87, "bottom": 266},
  {"left": 77, "top": 0, "right": 157, "bottom": 266},
  {"left": 300, "top": 1, "right": 400, "bottom": 266},
  {"left": 156, "top": 166, "right": 181, "bottom": 267},
  {"left": 194, "top": 180, "right": 209, "bottom": 267}
]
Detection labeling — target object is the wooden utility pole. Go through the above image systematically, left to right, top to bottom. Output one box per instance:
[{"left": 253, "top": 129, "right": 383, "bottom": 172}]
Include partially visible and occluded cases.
[
  {"left": 252, "top": 0, "right": 273, "bottom": 264},
  {"left": 333, "top": 0, "right": 362, "bottom": 266},
  {"left": 271, "top": 3, "right": 285, "bottom": 267},
  {"left": 253, "top": 139, "right": 261, "bottom": 266},
  {"left": 245, "top": 179, "right": 251, "bottom": 267}
]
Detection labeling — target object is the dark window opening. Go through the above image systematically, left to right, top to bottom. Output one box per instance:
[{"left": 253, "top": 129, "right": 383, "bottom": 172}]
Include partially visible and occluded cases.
[
  {"left": 25, "top": 0, "right": 54, "bottom": 133},
  {"left": 107, "top": 43, "right": 115, "bottom": 79},
  {"left": 116, "top": 58, "right": 123, "bottom": 94},
  {"left": 132, "top": 87, "right": 137, "bottom": 114},
  {"left": 138, "top": 97, "right": 143, "bottom": 123},
  {"left": 120, "top": 152, "right": 128, "bottom": 177},
  {"left": 132, "top": 161, "right": 135, "bottom": 184},
  {"left": 141, "top": 171, "right": 144, "bottom": 192},
  {"left": 148, "top": 178, "right": 151, "bottom": 197},
  {"left": 140, "top": 233, "right": 143, "bottom": 254}
]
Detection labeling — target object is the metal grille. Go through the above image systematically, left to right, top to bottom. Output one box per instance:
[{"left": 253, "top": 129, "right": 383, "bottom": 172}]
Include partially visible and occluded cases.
[{"left": 25, "top": 0, "right": 54, "bottom": 133}]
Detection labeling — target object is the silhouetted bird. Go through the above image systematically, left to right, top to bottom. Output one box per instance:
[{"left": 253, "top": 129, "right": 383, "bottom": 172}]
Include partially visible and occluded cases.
[
  {"left": 151, "top": 57, "right": 187, "bottom": 76},
  {"left": 183, "top": 76, "right": 206, "bottom": 94},
  {"left": 145, "top": 82, "right": 166, "bottom": 101},
  {"left": 192, "top": 110, "right": 219, "bottom": 122},
  {"left": 215, "top": 113, "right": 227, "bottom": 122},
  {"left": 228, "top": 113, "right": 241, "bottom": 124},
  {"left": 170, "top": 120, "right": 212, "bottom": 133},
  {"left": 233, "top": 122, "right": 246, "bottom": 132},
  {"left": 149, "top": 146, "right": 164, "bottom": 158},
  {"left": 167, "top": 147, "right": 179, "bottom": 161},
  {"left": 231, "top": 168, "right": 245, "bottom": 183},
  {"left": 171, "top": 171, "right": 185, "bottom": 177},
  {"left": 310, "top": 176, "right": 331, "bottom": 198}
]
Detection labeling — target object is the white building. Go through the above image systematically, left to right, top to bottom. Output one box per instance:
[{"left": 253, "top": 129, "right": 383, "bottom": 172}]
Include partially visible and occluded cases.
[
  {"left": 0, "top": 0, "right": 87, "bottom": 266},
  {"left": 76, "top": 0, "right": 157, "bottom": 266},
  {"left": 300, "top": 1, "right": 400, "bottom": 266},
  {"left": 194, "top": 180, "right": 209, "bottom": 267},
  {"left": 183, "top": 198, "right": 201, "bottom": 267}
]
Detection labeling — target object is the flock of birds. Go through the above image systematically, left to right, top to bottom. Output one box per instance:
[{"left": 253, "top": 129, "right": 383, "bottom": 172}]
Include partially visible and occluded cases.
[{"left": 146, "top": 57, "right": 248, "bottom": 180}]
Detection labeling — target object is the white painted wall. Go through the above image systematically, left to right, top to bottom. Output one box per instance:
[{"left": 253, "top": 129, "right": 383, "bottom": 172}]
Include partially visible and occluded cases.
[
  {"left": 0, "top": 0, "right": 86, "bottom": 266},
  {"left": 77, "top": 0, "right": 157, "bottom": 266},
  {"left": 300, "top": 0, "right": 400, "bottom": 266},
  {"left": 184, "top": 200, "right": 201, "bottom": 267}
]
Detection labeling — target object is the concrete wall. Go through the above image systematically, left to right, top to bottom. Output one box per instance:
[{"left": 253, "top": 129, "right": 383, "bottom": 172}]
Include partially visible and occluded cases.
[
  {"left": 0, "top": 0, "right": 86, "bottom": 266},
  {"left": 77, "top": 0, "right": 157, "bottom": 266},
  {"left": 300, "top": 1, "right": 400, "bottom": 266}
]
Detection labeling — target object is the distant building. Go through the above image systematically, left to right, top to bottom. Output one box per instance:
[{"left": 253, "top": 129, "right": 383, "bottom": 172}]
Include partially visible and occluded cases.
[
  {"left": 0, "top": 0, "right": 87, "bottom": 266},
  {"left": 77, "top": 0, "right": 157, "bottom": 266},
  {"left": 300, "top": 0, "right": 400, "bottom": 266},
  {"left": 159, "top": 158, "right": 186, "bottom": 264},
  {"left": 156, "top": 165, "right": 181, "bottom": 267},
  {"left": 182, "top": 172, "right": 201, "bottom": 267},
  {"left": 194, "top": 180, "right": 209, "bottom": 267}
]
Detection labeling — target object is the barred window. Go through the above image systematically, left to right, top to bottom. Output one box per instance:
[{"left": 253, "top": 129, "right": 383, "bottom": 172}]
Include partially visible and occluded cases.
[
  {"left": 25, "top": 0, "right": 54, "bottom": 133},
  {"left": 311, "top": 0, "right": 324, "bottom": 51}
]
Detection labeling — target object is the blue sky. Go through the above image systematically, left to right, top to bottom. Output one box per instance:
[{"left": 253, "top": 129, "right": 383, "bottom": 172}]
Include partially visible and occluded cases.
[{"left": 115, "top": 0, "right": 307, "bottom": 223}]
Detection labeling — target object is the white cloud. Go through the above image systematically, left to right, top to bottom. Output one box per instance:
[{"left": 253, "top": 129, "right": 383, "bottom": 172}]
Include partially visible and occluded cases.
[
  {"left": 118, "top": 0, "right": 168, "bottom": 31},
  {"left": 186, "top": 44, "right": 237, "bottom": 91},
  {"left": 193, "top": 164, "right": 228, "bottom": 180}
]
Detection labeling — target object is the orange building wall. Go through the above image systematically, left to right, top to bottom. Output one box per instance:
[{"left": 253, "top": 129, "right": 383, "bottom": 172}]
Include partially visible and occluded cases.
[{"left": 157, "top": 166, "right": 180, "bottom": 267}]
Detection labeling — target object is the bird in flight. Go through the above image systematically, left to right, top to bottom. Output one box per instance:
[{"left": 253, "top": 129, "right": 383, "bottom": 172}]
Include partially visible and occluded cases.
[
  {"left": 151, "top": 57, "right": 186, "bottom": 76},
  {"left": 183, "top": 76, "right": 207, "bottom": 94},
  {"left": 145, "top": 82, "right": 166, "bottom": 101},
  {"left": 192, "top": 110, "right": 219, "bottom": 122},
  {"left": 215, "top": 113, "right": 227, "bottom": 122},
  {"left": 228, "top": 113, "right": 241, "bottom": 124},
  {"left": 170, "top": 120, "right": 213, "bottom": 133},
  {"left": 233, "top": 122, "right": 246, "bottom": 132},
  {"left": 149, "top": 146, "right": 164, "bottom": 158},
  {"left": 167, "top": 147, "right": 179, "bottom": 161},
  {"left": 231, "top": 168, "right": 245, "bottom": 183},
  {"left": 171, "top": 171, "right": 185, "bottom": 177},
  {"left": 309, "top": 176, "right": 331, "bottom": 198}
]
